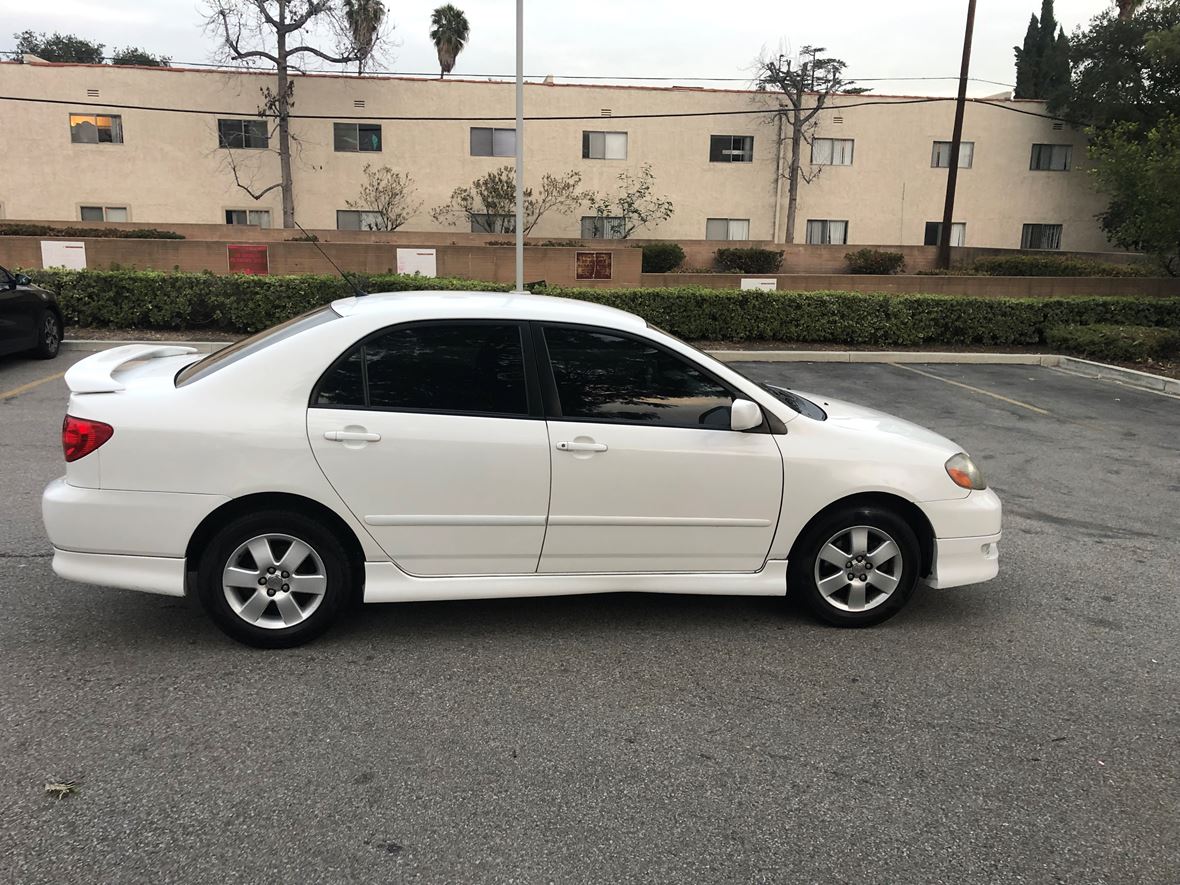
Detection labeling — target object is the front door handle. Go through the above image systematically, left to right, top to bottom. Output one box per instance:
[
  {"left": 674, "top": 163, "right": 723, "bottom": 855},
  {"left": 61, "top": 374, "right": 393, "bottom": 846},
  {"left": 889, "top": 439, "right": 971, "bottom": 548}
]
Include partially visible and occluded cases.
[
  {"left": 324, "top": 430, "right": 382, "bottom": 442},
  {"left": 556, "top": 441, "right": 608, "bottom": 453}
]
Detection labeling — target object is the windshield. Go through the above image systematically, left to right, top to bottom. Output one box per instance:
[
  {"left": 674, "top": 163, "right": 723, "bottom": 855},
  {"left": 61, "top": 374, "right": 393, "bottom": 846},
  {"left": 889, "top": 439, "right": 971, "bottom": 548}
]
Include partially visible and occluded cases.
[{"left": 176, "top": 306, "right": 338, "bottom": 386}]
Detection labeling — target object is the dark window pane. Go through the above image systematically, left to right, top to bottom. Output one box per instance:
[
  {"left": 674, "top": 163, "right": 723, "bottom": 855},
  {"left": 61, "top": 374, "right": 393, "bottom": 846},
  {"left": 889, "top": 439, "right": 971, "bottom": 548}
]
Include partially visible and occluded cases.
[
  {"left": 334, "top": 122, "right": 358, "bottom": 151},
  {"left": 359, "top": 124, "right": 382, "bottom": 151},
  {"left": 470, "top": 127, "right": 493, "bottom": 156},
  {"left": 709, "top": 135, "right": 725, "bottom": 162},
  {"left": 80, "top": 206, "right": 105, "bottom": 222},
  {"left": 924, "top": 222, "right": 940, "bottom": 246},
  {"left": 364, "top": 324, "right": 527, "bottom": 415},
  {"left": 544, "top": 327, "right": 736, "bottom": 428},
  {"left": 315, "top": 348, "right": 366, "bottom": 406}
]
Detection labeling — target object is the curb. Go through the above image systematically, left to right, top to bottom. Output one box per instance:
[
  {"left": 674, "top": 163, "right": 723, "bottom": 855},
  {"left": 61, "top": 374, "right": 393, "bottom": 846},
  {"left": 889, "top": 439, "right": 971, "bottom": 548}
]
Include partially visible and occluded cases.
[{"left": 60, "top": 340, "right": 1179, "bottom": 396}]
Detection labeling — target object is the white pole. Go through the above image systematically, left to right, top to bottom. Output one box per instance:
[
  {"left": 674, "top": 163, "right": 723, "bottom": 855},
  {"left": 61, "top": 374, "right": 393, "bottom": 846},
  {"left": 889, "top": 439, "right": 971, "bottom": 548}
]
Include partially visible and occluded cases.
[{"left": 513, "top": 0, "right": 525, "bottom": 293}]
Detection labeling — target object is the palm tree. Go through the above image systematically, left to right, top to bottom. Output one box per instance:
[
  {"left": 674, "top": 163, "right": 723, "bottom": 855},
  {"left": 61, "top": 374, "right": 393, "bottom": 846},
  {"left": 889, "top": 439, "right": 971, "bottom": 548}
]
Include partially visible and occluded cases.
[
  {"left": 343, "top": 0, "right": 387, "bottom": 74},
  {"left": 430, "top": 4, "right": 470, "bottom": 79}
]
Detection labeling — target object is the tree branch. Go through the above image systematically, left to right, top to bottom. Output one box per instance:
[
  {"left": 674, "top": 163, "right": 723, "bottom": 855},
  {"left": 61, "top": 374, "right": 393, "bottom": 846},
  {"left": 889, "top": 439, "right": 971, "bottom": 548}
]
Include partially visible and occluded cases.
[
  {"left": 216, "top": 10, "right": 279, "bottom": 64},
  {"left": 287, "top": 44, "right": 359, "bottom": 64},
  {"left": 224, "top": 149, "right": 282, "bottom": 201}
]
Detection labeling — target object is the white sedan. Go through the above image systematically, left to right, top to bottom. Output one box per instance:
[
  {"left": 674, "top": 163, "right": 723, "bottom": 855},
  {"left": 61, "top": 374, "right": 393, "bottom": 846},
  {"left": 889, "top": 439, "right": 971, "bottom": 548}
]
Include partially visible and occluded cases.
[{"left": 42, "top": 291, "right": 1000, "bottom": 647}]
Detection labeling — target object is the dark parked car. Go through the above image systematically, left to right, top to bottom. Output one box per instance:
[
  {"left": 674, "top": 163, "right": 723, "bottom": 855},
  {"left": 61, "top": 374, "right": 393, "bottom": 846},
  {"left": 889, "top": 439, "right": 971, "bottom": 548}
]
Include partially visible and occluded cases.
[{"left": 0, "top": 266, "right": 63, "bottom": 359}]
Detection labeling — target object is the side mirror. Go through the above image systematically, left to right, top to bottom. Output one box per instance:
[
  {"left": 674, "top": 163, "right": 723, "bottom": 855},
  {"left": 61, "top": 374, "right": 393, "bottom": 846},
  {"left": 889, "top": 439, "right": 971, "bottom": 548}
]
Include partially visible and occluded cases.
[
  {"left": 14, "top": 273, "right": 31, "bottom": 287},
  {"left": 730, "top": 398, "right": 763, "bottom": 432}
]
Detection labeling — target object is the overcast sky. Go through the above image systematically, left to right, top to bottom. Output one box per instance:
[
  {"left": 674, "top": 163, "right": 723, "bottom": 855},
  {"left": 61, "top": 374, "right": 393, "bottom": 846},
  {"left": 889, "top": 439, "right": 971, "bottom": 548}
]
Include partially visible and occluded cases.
[{"left": 1, "top": 0, "right": 1114, "bottom": 95}]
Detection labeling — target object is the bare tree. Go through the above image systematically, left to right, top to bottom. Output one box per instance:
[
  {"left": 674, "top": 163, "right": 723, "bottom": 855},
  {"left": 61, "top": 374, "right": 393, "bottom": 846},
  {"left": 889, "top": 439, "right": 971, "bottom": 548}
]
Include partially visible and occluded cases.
[
  {"left": 203, "top": 0, "right": 388, "bottom": 227},
  {"left": 756, "top": 46, "right": 867, "bottom": 243},
  {"left": 346, "top": 164, "right": 421, "bottom": 230},
  {"left": 585, "top": 164, "right": 674, "bottom": 238},
  {"left": 432, "top": 166, "right": 586, "bottom": 235}
]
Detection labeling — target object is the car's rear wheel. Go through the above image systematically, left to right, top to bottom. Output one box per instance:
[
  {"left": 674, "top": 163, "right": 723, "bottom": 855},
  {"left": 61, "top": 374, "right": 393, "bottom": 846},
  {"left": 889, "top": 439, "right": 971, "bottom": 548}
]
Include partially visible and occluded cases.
[
  {"left": 31, "top": 310, "right": 61, "bottom": 360},
  {"left": 789, "top": 505, "right": 920, "bottom": 627},
  {"left": 196, "top": 510, "right": 352, "bottom": 648}
]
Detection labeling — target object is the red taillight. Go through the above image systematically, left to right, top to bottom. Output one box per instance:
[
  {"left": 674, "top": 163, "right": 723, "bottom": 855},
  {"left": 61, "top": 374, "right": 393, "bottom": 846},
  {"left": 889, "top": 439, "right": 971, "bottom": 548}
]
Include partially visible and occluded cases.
[{"left": 62, "top": 415, "right": 114, "bottom": 462}]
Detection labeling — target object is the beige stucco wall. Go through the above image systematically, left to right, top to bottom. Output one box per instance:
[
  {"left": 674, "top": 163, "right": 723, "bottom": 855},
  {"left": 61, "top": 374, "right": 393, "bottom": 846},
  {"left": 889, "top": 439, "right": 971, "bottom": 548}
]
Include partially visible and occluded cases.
[{"left": 0, "top": 61, "right": 1113, "bottom": 251}]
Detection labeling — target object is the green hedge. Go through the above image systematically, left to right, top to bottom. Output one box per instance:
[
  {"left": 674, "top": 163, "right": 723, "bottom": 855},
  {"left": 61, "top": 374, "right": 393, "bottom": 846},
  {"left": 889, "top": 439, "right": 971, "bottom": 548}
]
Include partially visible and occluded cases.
[
  {"left": 1, "top": 223, "right": 185, "bottom": 240},
  {"left": 714, "top": 248, "right": 784, "bottom": 274},
  {"left": 845, "top": 248, "right": 905, "bottom": 275},
  {"left": 963, "top": 255, "right": 1153, "bottom": 278},
  {"left": 29, "top": 269, "right": 1180, "bottom": 345},
  {"left": 1046, "top": 324, "right": 1180, "bottom": 362}
]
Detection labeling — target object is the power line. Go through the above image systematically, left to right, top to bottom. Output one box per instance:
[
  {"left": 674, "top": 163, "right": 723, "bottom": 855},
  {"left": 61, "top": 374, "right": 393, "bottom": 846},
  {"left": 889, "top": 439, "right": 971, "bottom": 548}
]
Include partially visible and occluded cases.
[
  {"left": 0, "top": 50, "right": 1016, "bottom": 88},
  {"left": 0, "top": 92, "right": 1071, "bottom": 123}
]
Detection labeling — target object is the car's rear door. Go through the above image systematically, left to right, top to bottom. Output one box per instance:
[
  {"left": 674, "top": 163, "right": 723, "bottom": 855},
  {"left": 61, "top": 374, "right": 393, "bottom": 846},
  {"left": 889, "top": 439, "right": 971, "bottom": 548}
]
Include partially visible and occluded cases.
[
  {"left": 307, "top": 320, "right": 551, "bottom": 576},
  {"left": 535, "top": 323, "right": 784, "bottom": 574}
]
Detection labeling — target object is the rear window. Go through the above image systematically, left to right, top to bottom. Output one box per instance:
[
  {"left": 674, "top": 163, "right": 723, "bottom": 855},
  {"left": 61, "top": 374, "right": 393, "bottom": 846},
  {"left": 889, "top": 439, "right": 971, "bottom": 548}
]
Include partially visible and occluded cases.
[{"left": 176, "top": 307, "right": 338, "bottom": 386}]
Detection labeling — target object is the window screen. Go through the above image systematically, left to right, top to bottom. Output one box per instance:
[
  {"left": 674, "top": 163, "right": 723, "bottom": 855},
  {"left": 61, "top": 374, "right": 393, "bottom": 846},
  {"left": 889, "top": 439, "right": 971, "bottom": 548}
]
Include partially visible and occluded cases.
[
  {"left": 314, "top": 324, "right": 528, "bottom": 416},
  {"left": 543, "top": 326, "right": 738, "bottom": 429}
]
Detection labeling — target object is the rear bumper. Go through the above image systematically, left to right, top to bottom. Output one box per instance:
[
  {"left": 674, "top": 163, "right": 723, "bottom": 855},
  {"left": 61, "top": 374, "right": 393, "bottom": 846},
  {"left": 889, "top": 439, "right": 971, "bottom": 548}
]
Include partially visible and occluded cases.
[
  {"left": 42, "top": 477, "right": 226, "bottom": 558},
  {"left": 925, "top": 533, "right": 1001, "bottom": 589},
  {"left": 51, "top": 547, "right": 186, "bottom": 597}
]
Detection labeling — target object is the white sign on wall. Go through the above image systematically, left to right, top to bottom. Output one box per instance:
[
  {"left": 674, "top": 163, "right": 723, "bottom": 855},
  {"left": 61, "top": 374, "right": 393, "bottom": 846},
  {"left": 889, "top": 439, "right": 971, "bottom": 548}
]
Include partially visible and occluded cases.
[
  {"left": 41, "top": 240, "right": 87, "bottom": 270},
  {"left": 397, "top": 248, "right": 437, "bottom": 277},
  {"left": 740, "top": 278, "right": 777, "bottom": 291}
]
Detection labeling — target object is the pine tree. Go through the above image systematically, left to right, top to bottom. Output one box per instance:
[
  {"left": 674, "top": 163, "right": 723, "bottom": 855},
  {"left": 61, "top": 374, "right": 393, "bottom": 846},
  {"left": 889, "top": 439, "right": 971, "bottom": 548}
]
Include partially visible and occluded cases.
[
  {"left": 1012, "top": 0, "right": 1071, "bottom": 100},
  {"left": 1014, "top": 14, "right": 1040, "bottom": 98}
]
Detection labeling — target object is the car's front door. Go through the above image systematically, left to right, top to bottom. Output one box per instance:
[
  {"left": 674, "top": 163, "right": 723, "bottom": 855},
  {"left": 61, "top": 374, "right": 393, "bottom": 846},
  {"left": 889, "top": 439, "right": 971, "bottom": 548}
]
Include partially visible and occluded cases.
[
  {"left": 0, "top": 268, "right": 34, "bottom": 355},
  {"left": 307, "top": 320, "right": 551, "bottom": 576},
  {"left": 536, "top": 324, "right": 784, "bottom": 574}
]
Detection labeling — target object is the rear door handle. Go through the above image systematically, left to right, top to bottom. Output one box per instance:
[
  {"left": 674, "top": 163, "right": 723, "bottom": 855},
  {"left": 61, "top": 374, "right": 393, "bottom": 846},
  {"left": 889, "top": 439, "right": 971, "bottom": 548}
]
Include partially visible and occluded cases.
[
  {"left": 324, "top": 430, "right": 382, "bottom": 442},
  {"left": 556, "top": 441, "right": 608, "bottom": 453}
]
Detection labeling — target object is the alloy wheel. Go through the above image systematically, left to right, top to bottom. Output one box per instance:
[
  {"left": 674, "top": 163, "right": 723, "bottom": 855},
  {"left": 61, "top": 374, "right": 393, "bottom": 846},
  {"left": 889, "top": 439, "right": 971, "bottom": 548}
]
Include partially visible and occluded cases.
[
  {"left": 812, "top": 525, "right": 903, "bottom": 613},
  {"left": 221, "top": 533, "right": 328, "bottom": 630}
]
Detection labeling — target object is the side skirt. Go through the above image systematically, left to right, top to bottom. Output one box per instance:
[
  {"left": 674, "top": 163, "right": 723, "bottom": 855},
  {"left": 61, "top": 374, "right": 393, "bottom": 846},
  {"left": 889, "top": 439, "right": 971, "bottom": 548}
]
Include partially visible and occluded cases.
[{"left": 362, "top": 560, "right": 790, "bottom": 604}]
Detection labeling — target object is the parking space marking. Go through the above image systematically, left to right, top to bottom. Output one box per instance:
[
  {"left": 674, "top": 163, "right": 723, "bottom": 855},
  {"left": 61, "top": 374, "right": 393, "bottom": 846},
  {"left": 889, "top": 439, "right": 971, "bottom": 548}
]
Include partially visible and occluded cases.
[
  {"left": 890, "top": 363, "right": 1053, "bottom": 416},
  {"left": 0, "top": 371, "right": 66, "bottom": 402}
]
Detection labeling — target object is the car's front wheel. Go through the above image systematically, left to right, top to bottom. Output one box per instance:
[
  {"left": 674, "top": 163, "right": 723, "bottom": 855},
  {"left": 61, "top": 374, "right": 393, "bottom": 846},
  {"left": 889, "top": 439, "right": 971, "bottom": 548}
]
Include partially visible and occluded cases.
[
  {"left": 31, "top": 310, "right": 61, "bottom": 359},
  {"left": 789, "top": 505, "right": 921, "bottom": 627},
  {"left": 196, "top": 510, "right": 353, "bottom": 648}
]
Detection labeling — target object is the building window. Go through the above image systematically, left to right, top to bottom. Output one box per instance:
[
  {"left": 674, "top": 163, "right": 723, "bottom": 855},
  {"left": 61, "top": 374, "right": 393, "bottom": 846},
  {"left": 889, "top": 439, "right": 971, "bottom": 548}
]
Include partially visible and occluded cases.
[
  {"left": 69, "top": 113, "right": 123, "bottom": 144},
  {"left": 218, "top": 118, "right": 269, "bottom": 149},
  {"left": 334, "top": 122, "right": 382, "bottom": 152},
  {"left": 470, "top": 127, "right": 516, "bottom": 157},
  {"left": 582, "top": 131, "right": 627, "bottom": 160},
  {"left": 709, "top": 135, "right": 754, "bottom": 163},
  {"left": 811, "top": 138, "right": 854, "bottom": 166},
  {"left": 931, "top": 141, "right": 974, "bottom": 168},
  {"left": 1029, "top": 144, "right": 1071, "bottom": 171},
  {"left": 79, "top": 206, "right": 128, "bottom": 222},
  {"left": 225, "top": 209, "right": 272, "bottom": 228},
  {"left": 336, "top": 209, "right": 386, "bottom": 230},
  {"left": 470, "top": 213, "right": 515, "bottom": 233},
  {"left": 581, "top": 216, "right": 626, "bottom": 239},
  {"left": 705, "top": 218, "right": 751, "bottom": 240},
  {"left": 805, "top": 219, "right": 848, "bottom": 245},
  {"left": 923, "top": 221, "right": 966, "bottom": 246},
  {"left": 1021, "top": 223, "right": 1063, "bottom": 250}
]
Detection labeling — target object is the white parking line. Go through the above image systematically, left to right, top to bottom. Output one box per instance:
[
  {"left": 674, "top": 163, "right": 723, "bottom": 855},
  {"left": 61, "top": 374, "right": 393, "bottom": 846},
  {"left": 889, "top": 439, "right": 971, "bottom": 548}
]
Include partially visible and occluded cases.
[{"left": 890, "top": 364, "right": 1053, "bottom": 416}]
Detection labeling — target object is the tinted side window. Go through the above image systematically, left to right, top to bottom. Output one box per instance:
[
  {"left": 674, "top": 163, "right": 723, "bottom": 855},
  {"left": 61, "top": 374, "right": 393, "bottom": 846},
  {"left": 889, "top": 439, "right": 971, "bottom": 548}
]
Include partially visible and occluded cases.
[
  {"left": 314, "top": 323, "right": 528, "bottom": 416},
  {"left": 543, "top": 327, "right": 736, "bottom": 428}
]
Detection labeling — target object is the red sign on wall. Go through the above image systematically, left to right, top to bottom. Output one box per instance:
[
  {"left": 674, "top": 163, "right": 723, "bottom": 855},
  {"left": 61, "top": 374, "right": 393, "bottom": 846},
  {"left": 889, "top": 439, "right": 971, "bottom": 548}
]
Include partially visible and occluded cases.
[
  {"left": 227, "top": 244, "right": 270, "bottom": 275},
  {"left": 575, "top": 251, "right": 612, "bottom": 281}
]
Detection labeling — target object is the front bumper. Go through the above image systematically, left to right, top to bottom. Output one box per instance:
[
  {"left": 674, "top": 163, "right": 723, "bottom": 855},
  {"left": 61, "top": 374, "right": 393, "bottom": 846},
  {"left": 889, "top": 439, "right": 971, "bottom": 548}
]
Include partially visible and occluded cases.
[{"left": 919, "top": 488, "right": 1003, "bottom": 589}]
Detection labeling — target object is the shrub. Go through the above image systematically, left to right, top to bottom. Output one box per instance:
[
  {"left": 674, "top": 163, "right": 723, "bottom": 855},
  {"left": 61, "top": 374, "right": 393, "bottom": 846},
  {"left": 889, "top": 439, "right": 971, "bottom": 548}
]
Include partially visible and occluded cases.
[
  {"left": 0, "top": 223, "right": 185, "bottom": 240},
  {"left": 641, "top": 242, "right": 686, "bottom": 273},
  {"left": 714, "top": 248, "right": 783, "bottom": 274},
  {"left": 845, "top": 248, "right": 905, "bottom": 275},
  {"left": 965, "top": 255, "right": 1153, "bottom": 277},
  {"left": 28, "top": 270, "right": 1180, "bottom": 348},
  {"left": 1045, "top": 324, "right": 1180, "bottom": 362}
]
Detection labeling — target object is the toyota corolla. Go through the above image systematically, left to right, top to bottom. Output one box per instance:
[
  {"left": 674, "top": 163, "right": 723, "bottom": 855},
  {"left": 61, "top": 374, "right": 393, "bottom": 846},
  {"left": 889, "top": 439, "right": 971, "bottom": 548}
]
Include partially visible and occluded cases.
[{"left": 42, "top": 291, "right": 1001, "bottom": 647}]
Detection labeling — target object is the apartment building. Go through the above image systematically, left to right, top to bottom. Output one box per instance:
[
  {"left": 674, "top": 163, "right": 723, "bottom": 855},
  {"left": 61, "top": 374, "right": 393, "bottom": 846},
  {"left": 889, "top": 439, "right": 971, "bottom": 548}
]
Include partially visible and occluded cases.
[{"left": 0, "top": 59, "right": 1112, "bottom": 251}]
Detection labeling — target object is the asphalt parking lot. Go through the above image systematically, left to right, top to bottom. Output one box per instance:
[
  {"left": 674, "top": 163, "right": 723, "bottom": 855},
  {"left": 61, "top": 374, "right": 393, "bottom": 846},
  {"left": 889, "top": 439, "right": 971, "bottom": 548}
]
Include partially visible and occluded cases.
[{"left": 1, "top": 351, "right": 1178, "bottom": 885}]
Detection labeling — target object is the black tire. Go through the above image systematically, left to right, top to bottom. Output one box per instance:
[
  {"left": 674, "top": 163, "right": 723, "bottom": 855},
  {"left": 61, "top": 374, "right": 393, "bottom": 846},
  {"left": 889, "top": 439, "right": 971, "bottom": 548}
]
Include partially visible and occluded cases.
[
  {"left": 30, "top": 310, "right": 62, "bottom": 360},
  {"left": 788, "top": 504, "right": 921, "bottom": 628},
  {"left": 196, "top": 510, "right": 353, "bottom": 648}
]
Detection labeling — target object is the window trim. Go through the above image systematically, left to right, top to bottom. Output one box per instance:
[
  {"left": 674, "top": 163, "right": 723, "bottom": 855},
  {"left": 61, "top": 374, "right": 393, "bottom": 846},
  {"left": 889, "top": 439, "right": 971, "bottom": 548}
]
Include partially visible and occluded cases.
[
  {"left": 805, "top": 219, "right": 849, "bottom": 246},
  {"left": 309, "top": 319, "right": 544, "bottom": 419},
  {"left": 531, "top": 321, "right": 769, "bottom": 434}
]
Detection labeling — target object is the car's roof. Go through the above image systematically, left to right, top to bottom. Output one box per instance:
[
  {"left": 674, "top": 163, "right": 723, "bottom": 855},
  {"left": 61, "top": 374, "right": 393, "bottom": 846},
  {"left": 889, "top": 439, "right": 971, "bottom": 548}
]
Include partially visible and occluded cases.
[{"left": 331, "top": 290, "right": 647, "bottom": 331}]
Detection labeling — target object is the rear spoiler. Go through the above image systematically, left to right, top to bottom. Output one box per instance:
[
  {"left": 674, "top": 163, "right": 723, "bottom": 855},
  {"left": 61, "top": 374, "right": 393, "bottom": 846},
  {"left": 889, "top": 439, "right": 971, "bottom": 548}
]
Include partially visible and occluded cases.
[{"left": 64, "top": 344, "right": 199, "bottom": 394}]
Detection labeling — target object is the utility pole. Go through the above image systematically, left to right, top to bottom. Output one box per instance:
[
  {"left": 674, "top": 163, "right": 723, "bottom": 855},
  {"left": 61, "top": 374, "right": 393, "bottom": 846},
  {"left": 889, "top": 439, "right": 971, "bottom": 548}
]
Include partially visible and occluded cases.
[
  {"left": 512, "top": 0, "right": 526, "bottom": 293},
  {"left": 937, "top": 0, "right": 977, "bottom": 270}
]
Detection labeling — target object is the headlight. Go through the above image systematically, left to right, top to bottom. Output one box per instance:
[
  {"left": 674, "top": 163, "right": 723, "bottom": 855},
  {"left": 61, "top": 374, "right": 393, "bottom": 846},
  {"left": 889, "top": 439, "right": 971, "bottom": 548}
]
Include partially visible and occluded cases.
[{"left": 945, "top": 452, "right": 987, "bottom": 490}]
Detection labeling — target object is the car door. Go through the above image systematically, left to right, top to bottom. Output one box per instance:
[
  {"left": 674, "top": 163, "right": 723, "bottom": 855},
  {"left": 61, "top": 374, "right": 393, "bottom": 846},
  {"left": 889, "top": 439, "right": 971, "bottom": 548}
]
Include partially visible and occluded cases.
[
  {"left": 0, "top": 267, "right": 33, "bottom": 354},
  {"left": 307, "top": 320, "right": 551, "bottom": 576},
  {"left": 536, "top": 323, "right": 784, "bottom": 574}
]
